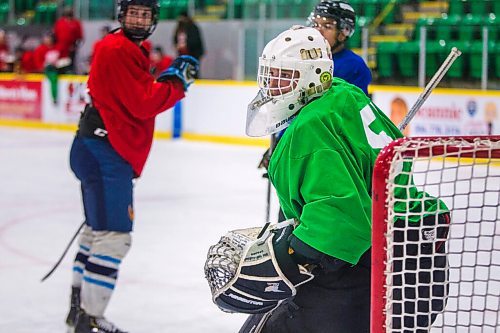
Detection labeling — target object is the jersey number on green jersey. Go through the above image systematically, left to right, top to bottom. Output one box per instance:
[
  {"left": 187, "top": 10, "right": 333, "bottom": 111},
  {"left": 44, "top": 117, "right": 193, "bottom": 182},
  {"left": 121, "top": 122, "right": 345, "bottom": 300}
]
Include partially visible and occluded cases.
[{"left": 360, "top": 104, "right": 393, "bottom": 149}]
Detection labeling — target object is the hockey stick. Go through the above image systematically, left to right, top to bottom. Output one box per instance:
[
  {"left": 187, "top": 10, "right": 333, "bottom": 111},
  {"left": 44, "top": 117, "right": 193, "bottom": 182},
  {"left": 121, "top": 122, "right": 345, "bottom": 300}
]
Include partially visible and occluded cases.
[
  {"left": 398, "top": 47, "right": 462, "bottom": 131},
  {"left": 264, "top": 133, "right": 277, "bottom": 223},
  {"left": 41, "top": 221, "right": 85, "bottom": 282},
  {"left": 239, "top": 311, "right": 274, "bottom": 333}
]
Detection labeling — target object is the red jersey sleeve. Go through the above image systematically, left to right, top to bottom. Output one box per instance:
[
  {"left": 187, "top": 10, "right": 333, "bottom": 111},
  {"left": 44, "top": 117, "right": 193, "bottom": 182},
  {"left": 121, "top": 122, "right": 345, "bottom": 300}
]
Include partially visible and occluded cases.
[{"left": 90, "top": 41, "right": 184, "bottom": 120}]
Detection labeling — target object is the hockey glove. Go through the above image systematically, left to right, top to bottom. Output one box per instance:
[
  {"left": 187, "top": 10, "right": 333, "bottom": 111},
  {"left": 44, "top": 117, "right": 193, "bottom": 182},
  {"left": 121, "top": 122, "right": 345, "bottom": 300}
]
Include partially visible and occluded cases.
[
  {"left": 157, "top": 55, "right": 199, "bottom": 91},
  {"left": 394, "top": 212, "right": 450, "bottom": 257},
  {"left": 204, "top": 219, "right": 314, "bottom": 314}
]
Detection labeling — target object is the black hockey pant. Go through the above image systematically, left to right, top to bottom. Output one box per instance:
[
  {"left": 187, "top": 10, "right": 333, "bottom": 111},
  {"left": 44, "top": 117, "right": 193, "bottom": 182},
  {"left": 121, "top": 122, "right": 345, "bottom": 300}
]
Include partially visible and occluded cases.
[{"left": 247, "top": 250, "right": 372, "bottom": 333}]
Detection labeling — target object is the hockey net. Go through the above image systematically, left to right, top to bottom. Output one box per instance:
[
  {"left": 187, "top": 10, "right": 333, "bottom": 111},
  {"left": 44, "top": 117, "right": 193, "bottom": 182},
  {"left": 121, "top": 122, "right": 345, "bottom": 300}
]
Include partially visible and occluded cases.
[{"left": 371, "top": 136, "right": 500, "bottom": 333}]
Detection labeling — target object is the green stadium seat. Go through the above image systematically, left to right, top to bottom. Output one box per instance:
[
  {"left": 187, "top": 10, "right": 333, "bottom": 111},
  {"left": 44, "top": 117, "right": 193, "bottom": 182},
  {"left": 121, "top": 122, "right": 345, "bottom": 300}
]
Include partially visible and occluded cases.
[
  {"left": 14, "top": 0, "right": 22, "bottom": 13},
  {"left": 159, "top": 0, "right": 170, "bottom": 20},
  {"left": 161, "top": 0, "right": 187, "bottom": 20},
  {"left": 173, "top": 0, "right": 189, "bottom": 18},
  {"left": 228, "top": 0, "right": 244, "bottom": 19},
  {"left": 243, "top": 0, "right": 260, "bottom": 19},
  {"left": 274, "top": 0, "right": 307, "bottom": 18},
  {"left": 275, "top": 0, "right": 288, "bottom": 19},
  {"left": 290, "top": 0, "right": 310, "bottom": 18},
  {"left": 348, "top": 0, "right": 362, "bottom": 16},
  {"left": 363, "top": 0, "right": 379, "bottom": 22},
  {"left": 379, "top": 0, "right": 395, "bottom": 25},
  {"left": 448, "top": 0, "right": 465, "bottom": 16},
  {"left": 469, "top": 0, "right": 489, "bottom": 16},
  {"left": 89, "top": 1, "right": 115, "bottom": 19},
  {"left": 494, "top": 1, "right": 500, "bottom": 16},
  {"left": 0, "top": 3, "right": 8, "bottom": 24},
  {"left": 46, "top": 3, "right": 57, "bottom": 24},
  {"left": 34, "top": 4, "right": 47, "bottom": 24},
  {"left": 458, "top": 14, "right": 482, "bottom": 42},
  {"left": 484, "top": 14, "right": 499, "bottom": 41},
  {"left": 434, "top": 15, "right": 460, "bottom": 41},
  {"left": 348, "top": 16, "right": 368, "bottom": 48},
  {"left": 414, "top": 17, "right": 436, "bottom": 41},
  {"left": 425, "top": 40, "right": 445, "bottom": 77},
  {"left": 470, "top": 40, "right": 495, "bottom": 79},
  {"left": 398, "top": 41, "right": 419, "bottom": 78},
  {"left": 377, "top": 42, "right": 400, "bottom": 78},
  {"left": 496, "top": 43, "right": 500, "bottom": 79}
]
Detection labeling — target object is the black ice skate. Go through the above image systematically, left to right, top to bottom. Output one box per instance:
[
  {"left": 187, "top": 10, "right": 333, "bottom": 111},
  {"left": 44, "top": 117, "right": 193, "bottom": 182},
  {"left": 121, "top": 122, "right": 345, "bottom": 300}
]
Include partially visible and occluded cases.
[
  {"left": 65, "top": 286, "right": 81, "bottom": 328},
  {"left": 75, "top": 311, "right": 128, "bottom": 333}
]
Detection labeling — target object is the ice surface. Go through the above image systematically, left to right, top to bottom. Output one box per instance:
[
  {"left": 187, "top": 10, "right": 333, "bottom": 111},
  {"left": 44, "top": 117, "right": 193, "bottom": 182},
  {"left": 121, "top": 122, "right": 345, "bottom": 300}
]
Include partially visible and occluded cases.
[{"left": 0, "top": 128, "right": 278, "bottom": 333}]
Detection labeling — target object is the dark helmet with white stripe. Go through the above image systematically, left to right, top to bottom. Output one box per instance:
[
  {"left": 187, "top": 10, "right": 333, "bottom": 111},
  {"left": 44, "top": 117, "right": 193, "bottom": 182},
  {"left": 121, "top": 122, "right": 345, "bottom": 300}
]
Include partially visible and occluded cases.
[
  {"left": 117, "top": 0, "right": 160, "bottom": 41},
  {"left": 308, "top": 0, "right": 356, "bottom": 38}
]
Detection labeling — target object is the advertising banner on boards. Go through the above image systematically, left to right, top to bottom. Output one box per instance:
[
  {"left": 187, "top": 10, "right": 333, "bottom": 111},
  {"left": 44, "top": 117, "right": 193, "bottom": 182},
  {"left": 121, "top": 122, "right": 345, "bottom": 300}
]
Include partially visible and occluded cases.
[
  {"left": 0, "top": 79, "right": 42, "bottom": 119},
  {"left": 372, "top": 90, "right": 500, "bottom": 136}
]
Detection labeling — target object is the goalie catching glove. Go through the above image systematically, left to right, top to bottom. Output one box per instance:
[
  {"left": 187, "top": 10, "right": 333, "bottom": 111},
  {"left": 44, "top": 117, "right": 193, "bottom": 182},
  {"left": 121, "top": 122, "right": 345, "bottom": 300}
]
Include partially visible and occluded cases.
[
  {"left": 157, "top": 55, "right": 199, "bottom": 91},
  {"left": 204, "top": 219, "right": 314, "bottom": 314}
]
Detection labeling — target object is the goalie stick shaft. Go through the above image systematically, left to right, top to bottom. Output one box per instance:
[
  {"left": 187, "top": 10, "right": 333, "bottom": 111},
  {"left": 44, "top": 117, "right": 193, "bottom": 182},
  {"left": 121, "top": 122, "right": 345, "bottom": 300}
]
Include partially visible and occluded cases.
[
  {"left": 398, "top": 47, "right": 462, "bottom": 131},
  {"left": 265, "top": 133, "right": 277, "bottom": 223},
  {"left": 41, "top": 221, "right": 85, "bottom": 282},
  {"left": 239, "top": 310, "right": 274, "bottom": 333}
]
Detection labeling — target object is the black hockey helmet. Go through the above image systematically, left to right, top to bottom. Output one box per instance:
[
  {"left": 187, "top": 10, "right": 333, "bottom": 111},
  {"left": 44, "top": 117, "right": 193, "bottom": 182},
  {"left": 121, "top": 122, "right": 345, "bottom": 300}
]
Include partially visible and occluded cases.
[
  {"left": 117, "top": 0, "right": 160, "bottom": 41},
  {"left": 308, "top": 0, "right": 356, "bottom": 38}
]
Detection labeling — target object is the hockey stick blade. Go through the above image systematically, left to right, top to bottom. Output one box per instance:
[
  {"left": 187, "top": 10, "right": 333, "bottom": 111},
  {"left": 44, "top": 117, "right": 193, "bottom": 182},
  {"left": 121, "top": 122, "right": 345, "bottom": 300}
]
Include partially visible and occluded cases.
[
  {"left": 398, "top": 47, "right": 462, "bottom": 131},
  {"left": 40, "top": 221, "right": 85, "bottom": 282}
]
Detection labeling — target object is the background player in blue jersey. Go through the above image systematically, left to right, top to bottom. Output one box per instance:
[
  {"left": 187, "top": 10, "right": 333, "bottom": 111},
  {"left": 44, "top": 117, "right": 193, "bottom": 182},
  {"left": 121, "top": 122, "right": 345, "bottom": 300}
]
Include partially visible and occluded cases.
[{"left": 308, "top": 0, "right": 372, "bottom": 95}]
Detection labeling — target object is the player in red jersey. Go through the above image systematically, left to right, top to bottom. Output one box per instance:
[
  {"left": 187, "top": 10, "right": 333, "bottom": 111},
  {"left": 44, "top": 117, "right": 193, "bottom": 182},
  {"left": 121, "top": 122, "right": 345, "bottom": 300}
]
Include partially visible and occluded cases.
[
  {"left": 65, "top": 1, "right": 199, "bottom": 332},
  {"left": 53, "top": 6, "right": 83, "bottom": 73}
]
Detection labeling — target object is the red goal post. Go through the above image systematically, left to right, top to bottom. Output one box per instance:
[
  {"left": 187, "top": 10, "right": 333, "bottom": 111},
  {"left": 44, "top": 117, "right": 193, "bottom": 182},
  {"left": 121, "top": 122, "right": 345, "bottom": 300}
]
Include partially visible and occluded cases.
[{"left": 371, "top": 136, "right": 500, "bottom": 333}]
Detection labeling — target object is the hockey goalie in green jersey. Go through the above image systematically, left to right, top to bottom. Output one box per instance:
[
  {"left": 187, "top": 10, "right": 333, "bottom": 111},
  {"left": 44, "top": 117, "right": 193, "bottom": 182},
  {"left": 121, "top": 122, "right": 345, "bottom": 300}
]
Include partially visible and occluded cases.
[{"left": 204, "top": 26, "right": 449, "bottom": 333}]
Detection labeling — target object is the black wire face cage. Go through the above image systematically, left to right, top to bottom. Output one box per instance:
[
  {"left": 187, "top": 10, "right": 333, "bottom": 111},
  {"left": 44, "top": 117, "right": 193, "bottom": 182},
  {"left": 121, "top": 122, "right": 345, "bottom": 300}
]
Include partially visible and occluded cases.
[{"left": 118, "top": 0, "right": 159, "bottom": 40}]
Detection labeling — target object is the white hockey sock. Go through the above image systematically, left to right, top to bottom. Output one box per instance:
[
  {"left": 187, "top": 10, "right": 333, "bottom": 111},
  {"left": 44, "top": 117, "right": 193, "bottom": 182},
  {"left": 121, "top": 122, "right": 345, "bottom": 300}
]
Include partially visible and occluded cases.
[
  {"left": 72, "top": 224, "right": 93, "bottom": 288},
  {"left": 81, "top": 231, "right": 131, "bottom": 317}
]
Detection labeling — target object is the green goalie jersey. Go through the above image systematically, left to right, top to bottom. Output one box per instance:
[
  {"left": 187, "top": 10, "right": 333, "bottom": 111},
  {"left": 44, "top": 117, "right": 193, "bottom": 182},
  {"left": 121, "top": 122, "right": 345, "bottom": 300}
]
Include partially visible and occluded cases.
[{"left": 268, "top": 78, "right": 448, "bottom": 265}]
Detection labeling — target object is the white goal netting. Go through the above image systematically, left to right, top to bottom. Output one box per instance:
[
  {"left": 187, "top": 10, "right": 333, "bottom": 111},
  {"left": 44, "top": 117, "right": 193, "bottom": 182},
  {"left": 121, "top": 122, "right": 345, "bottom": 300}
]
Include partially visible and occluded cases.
[{"left": 372, "top": 137, "right": 500, "bottom": 333}]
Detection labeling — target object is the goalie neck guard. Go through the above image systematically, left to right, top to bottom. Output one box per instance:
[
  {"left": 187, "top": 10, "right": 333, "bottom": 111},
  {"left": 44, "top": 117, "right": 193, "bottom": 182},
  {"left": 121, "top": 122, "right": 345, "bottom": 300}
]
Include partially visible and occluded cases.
[
  {"left": 117, "top": 0, "right": 159, "bottom": 41},
  {"left": 245, "top": 26, "right": 333, "bottom": 137}
]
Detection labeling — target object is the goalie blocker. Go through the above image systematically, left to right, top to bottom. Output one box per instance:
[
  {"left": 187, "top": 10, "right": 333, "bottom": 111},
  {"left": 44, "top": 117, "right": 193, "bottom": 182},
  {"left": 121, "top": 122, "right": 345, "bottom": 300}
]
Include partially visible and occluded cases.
[{"left": 204, "top": 219, "right": 314, "bottom": 314}]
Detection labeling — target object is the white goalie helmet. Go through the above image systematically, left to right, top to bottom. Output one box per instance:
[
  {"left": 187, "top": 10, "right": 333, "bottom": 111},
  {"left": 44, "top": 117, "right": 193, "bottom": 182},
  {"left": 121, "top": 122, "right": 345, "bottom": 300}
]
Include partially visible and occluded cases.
[{"left": 246, "top": 26, "right": 333, "bottom": 137}]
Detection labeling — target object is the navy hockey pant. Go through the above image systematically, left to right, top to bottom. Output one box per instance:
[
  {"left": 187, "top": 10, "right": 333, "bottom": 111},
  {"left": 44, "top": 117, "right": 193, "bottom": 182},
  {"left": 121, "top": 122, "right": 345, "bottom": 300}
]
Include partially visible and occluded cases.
[{"left": 70, "top": 135, "right": 134, "bottom": 232}]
